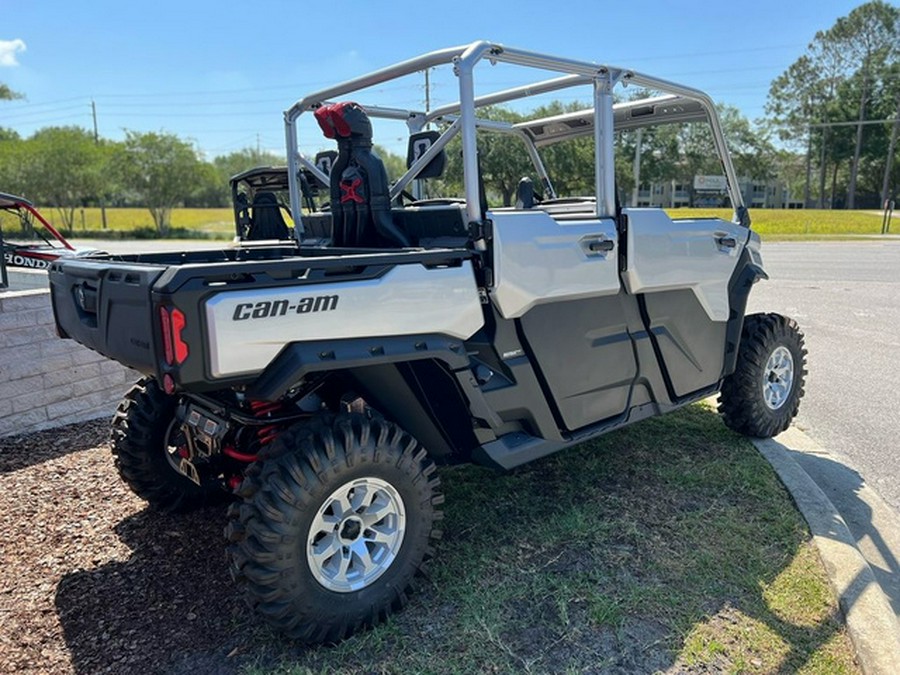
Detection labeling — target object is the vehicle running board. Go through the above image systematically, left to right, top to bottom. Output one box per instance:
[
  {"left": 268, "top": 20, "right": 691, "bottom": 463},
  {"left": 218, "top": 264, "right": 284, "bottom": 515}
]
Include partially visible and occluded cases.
[{"left": 474, "top": 401, "right": 667, "bottom": 470}]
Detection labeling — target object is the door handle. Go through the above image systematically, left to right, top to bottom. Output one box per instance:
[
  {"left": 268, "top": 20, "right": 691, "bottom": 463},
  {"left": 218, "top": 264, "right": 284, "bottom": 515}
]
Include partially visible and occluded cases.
[
  {"left": 580, "top": 236, "right": 615, "bottom": 256},
  {"left": 715, "top": 236, "right": 736, "bottom": 248},
  {"left": 589, "top": 239, "right": 615, "bottom": 252}
]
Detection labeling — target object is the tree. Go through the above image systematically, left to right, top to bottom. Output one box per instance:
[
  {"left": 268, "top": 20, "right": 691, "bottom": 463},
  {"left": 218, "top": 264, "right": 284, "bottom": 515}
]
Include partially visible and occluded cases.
[
  {"left": 767, "top": 1, "right": 900, "bottom": 209},
  {"left": 829, "top": 1, "right": 899, "bottom": 207},
  {"left": 879, "top": 62, "right": 900, "bottom": 204},
  {"left": 0, "top": 83, "right": 22, "bottom": 100},
  {"left": 530, "top": 100, "right": 595, "bottom": 198},
  {"left": 441, "top": 107, "right": 534, "bottom": 206},
  {"left": 18, "top": 127, "right": 108, "bottom": 231},
  {"left": 114, "top": 131, "right": 205, "bottom": 235},
  {"left": 0, "top": 132, "right": 25, "bottom": 196},
  {"left": 373, "top": 145, "right": 406, "bottom": 183},
  {"left": 212, "top": 148, "right": 287, "bottom": 206},
  {"left": 186, "top": 161, "right": 226, "bottom": 208}
]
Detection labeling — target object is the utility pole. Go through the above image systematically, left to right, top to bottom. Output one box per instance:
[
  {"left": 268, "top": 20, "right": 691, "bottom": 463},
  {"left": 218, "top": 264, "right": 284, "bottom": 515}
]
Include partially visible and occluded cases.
[
  {"left": 424, "top": 68, "right": 431, "bottom": 115},
  {"left": 881, "top": 91, "right": 900, "bottom": 208},
  {"left": 91, "top": 100, "right": 108, "bottom": 230},
  {"left": 803, "top": 126, "right": 812, "bottom": 208},
  {"left": 817, "top": 126, "right": 827, "bottom": 209},
  {"left": 256, "top": 133, "right": 261, "bottom": 157}
]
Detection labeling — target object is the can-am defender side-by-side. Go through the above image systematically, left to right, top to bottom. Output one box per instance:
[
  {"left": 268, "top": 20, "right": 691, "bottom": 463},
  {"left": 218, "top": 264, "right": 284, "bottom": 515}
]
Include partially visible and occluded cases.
[{"left": 48, "top": 41, "right": 806, "bottom": 643}]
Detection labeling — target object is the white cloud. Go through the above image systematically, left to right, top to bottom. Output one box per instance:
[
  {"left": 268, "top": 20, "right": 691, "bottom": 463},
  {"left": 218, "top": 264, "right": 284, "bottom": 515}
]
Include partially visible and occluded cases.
[{"left": 0, "top": 39, "right": 26, "bottom": 67}]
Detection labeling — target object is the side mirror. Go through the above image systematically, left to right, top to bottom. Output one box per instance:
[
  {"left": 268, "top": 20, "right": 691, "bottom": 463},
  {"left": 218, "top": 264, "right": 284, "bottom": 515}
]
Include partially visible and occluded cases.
[{"left": 406, "top": 131, "right": 445, "bottom": 179}]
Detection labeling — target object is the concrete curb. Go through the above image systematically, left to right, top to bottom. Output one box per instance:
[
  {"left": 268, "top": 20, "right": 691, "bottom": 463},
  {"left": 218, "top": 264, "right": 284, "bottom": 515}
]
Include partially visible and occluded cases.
[{"left": 753, "top": 427, "right": 900, "bottom": 675}]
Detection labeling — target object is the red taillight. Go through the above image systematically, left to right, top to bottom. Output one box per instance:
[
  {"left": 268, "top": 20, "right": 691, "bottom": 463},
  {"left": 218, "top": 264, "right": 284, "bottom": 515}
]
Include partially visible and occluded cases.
[
  {"left": 159, "top": 306, "right": 189, "bottom": 365},
  {"left": 159, "top": 306, "right": 174, "bottom": 365},
  {"left": 171, "top": 308, "right": 189, "bottom": 364}
]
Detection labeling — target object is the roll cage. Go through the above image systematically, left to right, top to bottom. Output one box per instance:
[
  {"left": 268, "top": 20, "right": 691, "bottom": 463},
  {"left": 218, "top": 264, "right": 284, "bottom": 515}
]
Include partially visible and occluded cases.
[{"left": 283, "top": 41, "right": 747, "bottom": 237}]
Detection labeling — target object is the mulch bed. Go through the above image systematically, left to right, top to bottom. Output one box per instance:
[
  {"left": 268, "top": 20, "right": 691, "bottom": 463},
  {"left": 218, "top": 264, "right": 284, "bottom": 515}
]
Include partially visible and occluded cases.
[{"left": 0, "top": 420, "right": 257, "bottom": 675}]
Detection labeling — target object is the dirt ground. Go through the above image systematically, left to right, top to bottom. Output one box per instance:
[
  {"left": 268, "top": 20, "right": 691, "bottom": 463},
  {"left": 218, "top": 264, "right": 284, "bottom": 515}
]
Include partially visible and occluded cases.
[{"left": 0, "top": 421, "right": 255, "bottom": 675}]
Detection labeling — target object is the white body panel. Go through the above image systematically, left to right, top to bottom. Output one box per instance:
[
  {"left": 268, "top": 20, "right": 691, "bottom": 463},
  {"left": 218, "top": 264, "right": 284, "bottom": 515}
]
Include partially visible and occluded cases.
[
  {"left": 488, "top": 209, "right": 620, "bottom": 319},
  {"left": 621, "top": 209, "right": 746, "bottom": 321},
  {"left": 204, "top": 262, "right": 484, "bottom": 378}
]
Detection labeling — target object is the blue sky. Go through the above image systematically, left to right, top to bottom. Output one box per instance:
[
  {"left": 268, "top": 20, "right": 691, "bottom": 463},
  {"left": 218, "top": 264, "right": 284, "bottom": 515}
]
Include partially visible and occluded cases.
[{"left": 1, "top": 0, "right": 866, "bottom": 159}]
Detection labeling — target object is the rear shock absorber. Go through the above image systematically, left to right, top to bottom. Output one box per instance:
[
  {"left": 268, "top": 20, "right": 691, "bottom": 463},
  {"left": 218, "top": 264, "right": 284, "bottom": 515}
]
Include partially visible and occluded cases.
[
  {"left": 248, "top": 399, "right": 284, "bottom": 447},
  {"left": 223, "top": 400, "right": 287, "bottom": 489}
]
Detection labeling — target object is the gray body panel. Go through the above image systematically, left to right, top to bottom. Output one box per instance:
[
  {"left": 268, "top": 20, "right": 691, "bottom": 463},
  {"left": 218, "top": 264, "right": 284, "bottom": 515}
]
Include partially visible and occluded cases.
[
  {"left": 488, "top": 209, "right": 620, "bottom": 319},
  {"left": 622, "top": 209, "right": 746, "bottom": 322},
  {"left": 204, "top": 262, "right": 483, "bottom": 378}
]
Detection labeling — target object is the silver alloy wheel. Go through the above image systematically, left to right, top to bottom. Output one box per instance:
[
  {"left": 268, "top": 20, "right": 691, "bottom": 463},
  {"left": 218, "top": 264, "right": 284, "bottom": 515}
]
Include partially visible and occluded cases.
[
  {"left": 762, "top": 345, "right": 794, "bottom": 411},
  {"left": 307, "top": 477, "right": 406, "bottom": 593}
]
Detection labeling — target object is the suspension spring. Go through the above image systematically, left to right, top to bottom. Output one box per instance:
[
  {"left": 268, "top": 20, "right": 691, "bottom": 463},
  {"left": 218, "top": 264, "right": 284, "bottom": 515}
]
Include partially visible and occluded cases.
[
  {"left": 222, "top": 399, "right": 286, "bottom": 464},
  {"left": 249, "top": 399, "right": 284, "bottom": 447}
]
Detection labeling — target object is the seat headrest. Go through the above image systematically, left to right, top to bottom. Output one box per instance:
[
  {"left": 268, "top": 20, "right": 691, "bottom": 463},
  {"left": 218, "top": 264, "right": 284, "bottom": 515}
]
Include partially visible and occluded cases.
[
  {"left": 314, "top": 102, "right": 372, "bottom": 141},
  {"left": 252, "top": 191, "right": 278, "bottom": 207}
]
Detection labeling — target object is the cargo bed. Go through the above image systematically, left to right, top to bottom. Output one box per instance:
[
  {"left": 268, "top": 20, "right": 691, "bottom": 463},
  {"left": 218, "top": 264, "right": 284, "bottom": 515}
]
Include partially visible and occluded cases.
[{"left": 49, "top": 244, "right": 476, "bottom": 391}]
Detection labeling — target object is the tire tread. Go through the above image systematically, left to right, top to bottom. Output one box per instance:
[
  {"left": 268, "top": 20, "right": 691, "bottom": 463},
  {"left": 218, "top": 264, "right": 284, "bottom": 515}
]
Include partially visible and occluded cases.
[
  {"left": 719, "top": 313, "right": 807, "bottom": 437},
  {"left": 225, "top": 413, "right": 442, "bottom": 643}
]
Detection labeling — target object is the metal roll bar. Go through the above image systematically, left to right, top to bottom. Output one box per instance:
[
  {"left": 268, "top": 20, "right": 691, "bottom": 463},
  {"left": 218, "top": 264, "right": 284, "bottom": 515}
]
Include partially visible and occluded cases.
[{"left": 284, "top": 40, "right": 746, "bottom": 234}]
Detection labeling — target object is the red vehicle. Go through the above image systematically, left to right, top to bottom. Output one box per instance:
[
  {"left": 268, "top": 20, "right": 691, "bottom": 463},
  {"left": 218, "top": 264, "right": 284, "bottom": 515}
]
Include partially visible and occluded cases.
[{"left": 0, "top": 193, "right": 101, "bottom": 279}]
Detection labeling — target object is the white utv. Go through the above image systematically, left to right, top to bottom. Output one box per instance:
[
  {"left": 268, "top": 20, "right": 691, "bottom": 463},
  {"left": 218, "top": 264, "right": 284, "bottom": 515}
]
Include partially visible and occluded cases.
[{"left": 49, "top": 41, "right": 806, "bottom": 643}]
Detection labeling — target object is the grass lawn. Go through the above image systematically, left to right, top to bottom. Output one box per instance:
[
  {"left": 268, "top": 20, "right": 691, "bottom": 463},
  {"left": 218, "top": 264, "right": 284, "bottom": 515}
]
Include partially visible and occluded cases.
[
  {"left": 29, "top": 206, "right": 895, "bottom": 240},
  {"left": 37, "top": 206, "right": 236, "bottom": 236},
  {"left": 666, "top": 208, "right": 891, "bottom": 236},
  {"left": 236, "top": 405, "right": 857, "bottom": 674}
]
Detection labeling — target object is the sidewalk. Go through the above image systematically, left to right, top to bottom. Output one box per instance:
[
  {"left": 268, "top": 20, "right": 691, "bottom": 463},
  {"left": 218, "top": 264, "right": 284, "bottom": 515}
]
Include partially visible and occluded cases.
[{"left": 754, "top": 428, "right": 900, "bottom": 674}]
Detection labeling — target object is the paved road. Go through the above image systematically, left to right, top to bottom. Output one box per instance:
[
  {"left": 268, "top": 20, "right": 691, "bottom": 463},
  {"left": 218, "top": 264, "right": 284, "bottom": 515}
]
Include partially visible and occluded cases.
[
  {"left": 748, "top": 240, "right": 900, "bottom": 614},
  {"left": 748, "top": 240, "right": 900, "bottom": 513}
]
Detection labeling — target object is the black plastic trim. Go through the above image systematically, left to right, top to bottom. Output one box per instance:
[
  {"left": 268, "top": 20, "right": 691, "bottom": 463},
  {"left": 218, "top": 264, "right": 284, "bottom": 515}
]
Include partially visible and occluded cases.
[
  {"left": 722, "top": 247, "right": 767, "bottom": 377},
  {"left": 246, "top": 333, "right": 471, "bottom": 401},
  {"left": 474, "top": 388, "right": 715, "bottom": 470}
]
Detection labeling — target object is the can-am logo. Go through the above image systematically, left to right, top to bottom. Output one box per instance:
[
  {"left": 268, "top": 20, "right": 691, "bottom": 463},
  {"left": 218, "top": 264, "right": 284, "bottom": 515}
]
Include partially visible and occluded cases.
[
  {"left": 4, "top": 252, "right": 52, "bottom": 269},
  {"left": 232, "top": 294, "right": 339, "bottom": 321}
]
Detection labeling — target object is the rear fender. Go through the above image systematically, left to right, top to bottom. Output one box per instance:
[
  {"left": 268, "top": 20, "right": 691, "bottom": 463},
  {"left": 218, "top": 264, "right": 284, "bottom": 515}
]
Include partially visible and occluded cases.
[{"left": 245, "top": 334, "right": 485, "bottom": 461}]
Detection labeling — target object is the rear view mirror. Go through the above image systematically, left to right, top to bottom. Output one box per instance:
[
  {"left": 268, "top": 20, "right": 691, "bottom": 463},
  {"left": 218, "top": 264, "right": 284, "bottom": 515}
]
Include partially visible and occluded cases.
[{"left": 406, "top": 131, "right": 445, "bottom": 179}]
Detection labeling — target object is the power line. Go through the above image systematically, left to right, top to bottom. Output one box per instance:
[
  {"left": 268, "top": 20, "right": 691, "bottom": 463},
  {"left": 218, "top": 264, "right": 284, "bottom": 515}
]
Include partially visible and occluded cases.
[
  {"left": 1, "top": 103, "right": 91, "bottom": 121},
  {"left": 809, "top": 118, "right": 898, "bottom": 128}
]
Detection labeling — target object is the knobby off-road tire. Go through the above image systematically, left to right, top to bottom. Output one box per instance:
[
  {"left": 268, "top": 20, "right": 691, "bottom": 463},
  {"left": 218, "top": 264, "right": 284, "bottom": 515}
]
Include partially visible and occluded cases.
[
  {"left": 719, "top": 313, "right": 807, "bottom": 438},
  {"left": 111, "top": 377, "right": 227, "bottom": 512},
  {"left": 225, "top": 414, "right": 443, "bottom": 643}
]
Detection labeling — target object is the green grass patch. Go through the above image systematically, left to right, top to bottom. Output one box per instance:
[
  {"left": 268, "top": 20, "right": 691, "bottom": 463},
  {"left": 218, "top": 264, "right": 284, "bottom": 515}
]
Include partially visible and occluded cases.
[
  {"left": 23, "top": 205, "right": 896, "bottom": 241},
  {"left": 34, "top": 207, "right": 236, "bottom": 236},
  {"left": 667, "top": 207, "right": 891, "bottom": 237},
  {"left": 238, "top": 405, "right": 858, "bottom": 675}
]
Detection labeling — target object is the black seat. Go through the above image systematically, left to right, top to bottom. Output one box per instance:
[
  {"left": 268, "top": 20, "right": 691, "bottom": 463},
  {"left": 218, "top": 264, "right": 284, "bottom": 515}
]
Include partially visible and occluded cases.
[
  {"left": 314, "top": 102, "right": 410, "bottom": 248},
  {"left": 515, "top": 177, "right": 535, "bottom": 209},
  {"left": 248, "top": 192, "right": 290, "bottom": 240}
]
